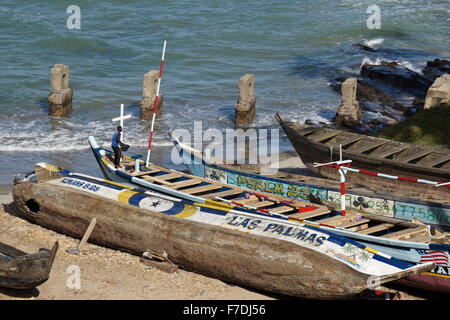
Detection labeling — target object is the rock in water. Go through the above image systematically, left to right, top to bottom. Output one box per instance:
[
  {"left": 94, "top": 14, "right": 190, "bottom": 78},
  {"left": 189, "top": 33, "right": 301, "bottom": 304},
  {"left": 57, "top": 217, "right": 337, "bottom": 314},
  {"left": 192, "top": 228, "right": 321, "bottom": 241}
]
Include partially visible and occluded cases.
[
  {"left": 422, "top": 59, "right": 450, "bottom": 82},
  {"left": 361, "top": 61, "right": 432, "bottom": 94},
  {"left": 235, "top": 74, "right": 256, "bottom": 125},
  {"left": 424, "top": 74, "right": 450, "bottom": 109},
  {"left": 334, "top": 78, "right": 362, "bottom": 128}
]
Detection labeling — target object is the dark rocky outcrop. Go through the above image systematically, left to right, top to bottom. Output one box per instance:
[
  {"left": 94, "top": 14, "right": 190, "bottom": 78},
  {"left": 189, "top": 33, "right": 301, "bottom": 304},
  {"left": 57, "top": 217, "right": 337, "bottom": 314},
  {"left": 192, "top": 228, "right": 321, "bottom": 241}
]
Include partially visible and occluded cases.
[
  {"left": 422, "top": 58, "right": 450, "bottom": 82},
  {"left": 361, "top": 61, "right": 432, "bottom": 94}
]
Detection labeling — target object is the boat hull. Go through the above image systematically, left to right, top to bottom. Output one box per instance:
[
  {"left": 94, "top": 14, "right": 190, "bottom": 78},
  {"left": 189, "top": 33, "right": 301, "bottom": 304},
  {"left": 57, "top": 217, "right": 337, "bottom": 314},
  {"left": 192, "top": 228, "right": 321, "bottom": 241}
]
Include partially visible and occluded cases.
[
  {"left": 276, "top": 114, "right": 450, "bottom": 202},
  {"left": 11, "top": 166, "right": 430, "bottom": 299},
  {"left": 0, "top": 242, "right": 58, "bottom": 289}
]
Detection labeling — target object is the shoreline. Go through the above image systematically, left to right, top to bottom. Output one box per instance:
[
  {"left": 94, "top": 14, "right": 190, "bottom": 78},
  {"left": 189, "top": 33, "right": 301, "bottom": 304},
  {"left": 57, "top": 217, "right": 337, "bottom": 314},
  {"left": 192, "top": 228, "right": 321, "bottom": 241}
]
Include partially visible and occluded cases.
[{"left": 0, "top": 184, "right": 12, "bottom": 195}]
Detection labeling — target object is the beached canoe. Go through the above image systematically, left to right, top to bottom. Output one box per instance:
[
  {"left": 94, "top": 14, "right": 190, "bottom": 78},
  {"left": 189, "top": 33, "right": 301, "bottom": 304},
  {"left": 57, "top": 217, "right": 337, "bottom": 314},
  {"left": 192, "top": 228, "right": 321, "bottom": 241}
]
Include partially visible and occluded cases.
[
  {"left": 275, "top": 113, "right": 450, "bottom": 201},
  {"left": 168, "top": 129, "right": 450, "bottom": 229},
  {"left": 89, "top": 135, "right": 450, "bottom": 294},
  {"left": 11, "top": 163, "right": 433, "bottom": 299},
  {"left": 0, "top": 241, "right": 58, "bottom": 289}
]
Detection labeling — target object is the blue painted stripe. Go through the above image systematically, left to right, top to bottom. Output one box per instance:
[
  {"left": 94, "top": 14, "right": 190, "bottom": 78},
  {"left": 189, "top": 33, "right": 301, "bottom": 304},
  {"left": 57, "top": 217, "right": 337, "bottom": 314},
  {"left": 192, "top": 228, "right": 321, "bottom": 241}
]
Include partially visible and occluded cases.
[
  {"left": 128, "top": 193, "right": 148, "bottom": 207},
  {"left": 162, "top": 201, "right": 187, "bottom": 215},
  {"left": 197, "top": 205, "right": 229, "bottom": 216},
  {"left": 326, "top": 235, "right": 347, "bottom": 247},
  {"left": 429, "top": 243, "right": 450, "bottom": 251},
  {"left": 372, "top": 254, "right": 414, "bottom": 270}
]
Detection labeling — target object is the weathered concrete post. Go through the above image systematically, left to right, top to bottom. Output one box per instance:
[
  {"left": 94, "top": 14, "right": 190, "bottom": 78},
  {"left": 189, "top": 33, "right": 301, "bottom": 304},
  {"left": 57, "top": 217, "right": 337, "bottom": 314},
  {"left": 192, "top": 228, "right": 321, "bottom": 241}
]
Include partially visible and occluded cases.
[
  {"left": 48, "top": 64, "right": 73, "bottom": 117},
  {"left": 140, "top": 70, "right": 163, "bottom": 120},
  {"left": 235, "top": 74, "right": 256, "bottom": 125},
  {"left": 424, "top": 74, "right": 450, "bottom": 109},
  {"left": 334, "top": 78, "right": 362, "bottom": 128}
]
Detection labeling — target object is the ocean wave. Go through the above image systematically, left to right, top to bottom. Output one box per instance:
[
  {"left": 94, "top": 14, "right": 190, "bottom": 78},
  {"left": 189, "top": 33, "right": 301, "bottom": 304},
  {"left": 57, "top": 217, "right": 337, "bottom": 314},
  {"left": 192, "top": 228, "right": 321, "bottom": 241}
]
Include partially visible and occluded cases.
[
  {"left": 363, "top": 38, "right": 384, "bottom": 48},
  {"left": 360, "top": 56, "right": 423, "bottom": 74}
]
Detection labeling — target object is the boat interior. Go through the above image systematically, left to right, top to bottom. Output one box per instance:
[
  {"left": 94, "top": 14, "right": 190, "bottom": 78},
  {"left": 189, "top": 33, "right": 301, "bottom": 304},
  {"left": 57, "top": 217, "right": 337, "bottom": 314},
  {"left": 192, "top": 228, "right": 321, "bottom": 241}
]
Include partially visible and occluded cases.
[{"left": 104, "top": 152, "right": 450, "bottom": 244}]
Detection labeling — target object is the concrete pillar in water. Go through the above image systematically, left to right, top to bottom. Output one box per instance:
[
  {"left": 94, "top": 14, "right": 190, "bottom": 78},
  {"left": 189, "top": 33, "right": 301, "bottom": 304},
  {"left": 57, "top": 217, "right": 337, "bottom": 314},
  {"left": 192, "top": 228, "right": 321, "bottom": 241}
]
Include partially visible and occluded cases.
[
  {"left": 48, "top": 64, "right": 73, "bottom": 117},
  {"left": 140, "top": 70, "right": 163, "bottom": 120},
  {"left": 235, "top": 74, "right": 256, "bottom": 125},
  {"left": 424, "top": 74, "right": 450, "bottom": 109},
  {"left": 334, "top": 78, "right": 362, "bottom": 128}
]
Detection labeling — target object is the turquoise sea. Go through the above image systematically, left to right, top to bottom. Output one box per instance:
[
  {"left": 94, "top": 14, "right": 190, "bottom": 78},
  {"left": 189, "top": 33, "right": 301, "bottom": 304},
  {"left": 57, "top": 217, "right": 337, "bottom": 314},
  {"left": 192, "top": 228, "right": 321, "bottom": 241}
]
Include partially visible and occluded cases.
[{"left": 0, "top": 0, "right": 448, "bottom": 183}]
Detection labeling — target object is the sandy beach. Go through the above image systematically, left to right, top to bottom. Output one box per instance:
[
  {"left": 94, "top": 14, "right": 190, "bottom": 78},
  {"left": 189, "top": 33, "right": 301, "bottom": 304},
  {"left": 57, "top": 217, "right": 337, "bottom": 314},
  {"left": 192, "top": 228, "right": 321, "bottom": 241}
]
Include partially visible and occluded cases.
[{"left": 0, "top": 182, "right": 443, "bottom": 301}]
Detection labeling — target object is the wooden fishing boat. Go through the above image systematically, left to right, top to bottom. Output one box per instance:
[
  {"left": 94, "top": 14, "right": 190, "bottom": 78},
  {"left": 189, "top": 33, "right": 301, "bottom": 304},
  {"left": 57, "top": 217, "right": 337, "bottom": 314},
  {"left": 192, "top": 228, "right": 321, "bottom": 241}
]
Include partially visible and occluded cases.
[
  {"left": 275, "top": 113, "right": 450, "bottom": 201},
  {"left": 169, "top": 130, "right": 450, "bottom": 229},
  {"left": 88, "top": 136, "right": 450, "bottom": 294},
  {"left": 11, "top": 162, "right": 434, "bottom": 299},
  {"left": 0, "top": 241, "right": 58, "bottom": 289}
]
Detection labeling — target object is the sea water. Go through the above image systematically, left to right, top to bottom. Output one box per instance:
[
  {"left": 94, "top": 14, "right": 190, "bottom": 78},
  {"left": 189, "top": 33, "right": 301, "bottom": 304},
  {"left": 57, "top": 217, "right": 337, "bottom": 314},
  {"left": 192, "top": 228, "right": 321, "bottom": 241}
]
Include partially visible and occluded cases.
[{"left": 0, "top": 0, "right": 448, "bottom": 182}]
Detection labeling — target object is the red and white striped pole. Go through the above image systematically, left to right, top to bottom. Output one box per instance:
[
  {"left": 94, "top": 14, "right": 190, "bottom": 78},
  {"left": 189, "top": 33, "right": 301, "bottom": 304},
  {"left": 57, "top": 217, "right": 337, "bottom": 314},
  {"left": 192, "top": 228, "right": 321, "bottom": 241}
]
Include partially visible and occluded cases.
[
  {"left": 146, "top": 40, "right": 167, "bottom": 167},
  {"left": 314, "top": 159, "right": 352, "bottom": 216}
]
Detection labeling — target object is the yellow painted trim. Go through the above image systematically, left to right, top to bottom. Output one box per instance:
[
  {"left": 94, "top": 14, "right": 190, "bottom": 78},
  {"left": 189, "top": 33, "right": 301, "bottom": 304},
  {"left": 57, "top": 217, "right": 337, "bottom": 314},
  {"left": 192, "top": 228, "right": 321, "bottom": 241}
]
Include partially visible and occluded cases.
[
  {"left": 101, "top": 157, "right": 110, "bottom": 166},
  {"left": 105, "top": 180, "right": 134, "bottom": 190},
  {"left": 118, "top": 190, "right": 138, "bottom": 204},
  {"left": 205, "top": 199, "right": 234, "bottom": 210},
  {"left": 195, "top": 202, "right": 231, "bottom": 213},
  {"left": 175, "top": 204, "right": 197, "bottom": 218},
  {"left": 365, "top": 247, "right": 378, "bottom": 255},
  {"left": 422, "top": 271, "right": 450, "bottom": 278}
]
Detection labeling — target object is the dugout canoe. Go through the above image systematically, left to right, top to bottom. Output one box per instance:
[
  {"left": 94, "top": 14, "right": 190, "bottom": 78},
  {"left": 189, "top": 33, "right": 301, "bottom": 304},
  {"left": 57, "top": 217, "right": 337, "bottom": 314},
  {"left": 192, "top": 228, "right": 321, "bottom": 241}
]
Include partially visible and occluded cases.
[
  {"left": 275, "top": 113, "right": 450, "bottom": 201},
  {"left": 89, "top": 135, "right": 450, "bottom": 294},
  {"left": 11, "top": 163, "right": 434, "bottom": 299},
  {"left": 0, "top": 241, "right": 58, "bottom": 289}
]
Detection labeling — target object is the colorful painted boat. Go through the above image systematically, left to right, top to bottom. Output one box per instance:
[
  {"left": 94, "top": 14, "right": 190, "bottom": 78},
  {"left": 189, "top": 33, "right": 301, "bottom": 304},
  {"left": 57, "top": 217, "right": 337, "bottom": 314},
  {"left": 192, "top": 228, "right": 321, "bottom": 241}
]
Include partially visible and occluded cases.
[
  {"left": 275, "top": 112, "right": 450, "bottom": 201},
  {"left": 169, "top": 130, "right": 450, "bottom": 229},
  {"left": 89, "top": 135, "right": 450, "bottom": 294},
  {"left": 11, "top": 162, "right": 434, "bottom": 299},
  {"left": 0, "top": 241, "right": 58, "bottom": 289}
]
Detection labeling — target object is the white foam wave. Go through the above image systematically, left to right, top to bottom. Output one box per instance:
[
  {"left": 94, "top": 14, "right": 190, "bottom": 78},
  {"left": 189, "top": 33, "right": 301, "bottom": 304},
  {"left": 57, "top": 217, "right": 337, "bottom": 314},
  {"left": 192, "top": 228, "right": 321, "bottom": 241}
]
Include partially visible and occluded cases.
[
  {"left": 363, "top": 38, "right": 384, "bottom": 48},
  {"left": 360, "top": 57, "right": 423, "bottom": 74},
  {"left": 0, "top": 117, "right": 174, "bottom": 152}
]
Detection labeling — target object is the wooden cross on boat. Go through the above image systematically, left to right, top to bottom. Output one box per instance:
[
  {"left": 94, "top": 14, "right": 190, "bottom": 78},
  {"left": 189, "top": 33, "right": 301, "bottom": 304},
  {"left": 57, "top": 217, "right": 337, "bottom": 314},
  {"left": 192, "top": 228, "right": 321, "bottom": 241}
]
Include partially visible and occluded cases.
[
  {"left": 112, "top": 103, "right": 132, "bottom": 142},
  {"left": 314, "top": 144, "right": 450, "bottom": 216},
  {"left": 314, "top": 159, "right": 352, "bottom": 217}
]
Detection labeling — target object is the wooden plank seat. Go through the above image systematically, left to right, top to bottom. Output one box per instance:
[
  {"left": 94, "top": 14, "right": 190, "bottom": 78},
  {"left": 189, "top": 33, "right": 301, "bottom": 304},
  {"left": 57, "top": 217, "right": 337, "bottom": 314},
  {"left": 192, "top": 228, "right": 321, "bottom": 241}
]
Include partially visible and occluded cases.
[
  {"left": 308, "top": 130, "right": 340, "bottom": 143},
  {"left": 324, "top": 134, "right": 361, "bottom": 148},
  {"left": 345, "top": 139, "right": 386, "bottom": 154},
  {"left": 368, "top": 144, "right": 408, "bottom": 159},
  {"left": 393, "top": 148, "right": 432, "bottom": 164},
  {"left": 416, "top": 153, "right": 450, "bottom": 168},
  {"left": 130, "top": 168, "right": 161, "bottom": 177},
  {"left": 152, "top": 172, "right": 182, "bottom": 181},
  {"left": 140, "top": 175, "right": 175, "bottom": 186},
  {"left": 171, "top": 178, "right": 203, "bottom": 189},
  {"left": 182, "top": 184, "right": 223, "bottom": 195},
  {"left": 204, "top": 189, "right": 244, "bottom": 199},
  {"left": 242, "top": 200, "right": 277, "bottom": 209},
  {"left": 270, "top": 206, "right": 297, "bottom": 214},
  {"left": 291, "top": 207, "right": 330, "bottom": 220},
  {"left": 318, "top": 214, "right": 351, "bottom": 225},
  {"left": 337, "top": 218, "right": 370, "bottom": 229},
  {"left": 357, "top": 223, "right": 395, "bottom": 235},
  {"left": 382, "top": 226, "right": 428, "bottom": 240}
]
